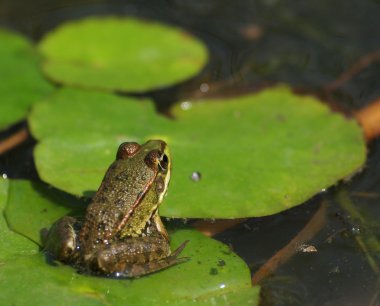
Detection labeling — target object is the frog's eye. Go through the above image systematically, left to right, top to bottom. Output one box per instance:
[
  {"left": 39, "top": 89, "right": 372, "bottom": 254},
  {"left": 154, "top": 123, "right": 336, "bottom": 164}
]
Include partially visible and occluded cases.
[
  {"left": 117, "top": 142, "right": 140, "bottom": 159},
  {"left": 144, "top": 150, "right": 160, "bottom": 169},
  {"left": 159, "top": 154, "right": 169, "bottom": 172}
]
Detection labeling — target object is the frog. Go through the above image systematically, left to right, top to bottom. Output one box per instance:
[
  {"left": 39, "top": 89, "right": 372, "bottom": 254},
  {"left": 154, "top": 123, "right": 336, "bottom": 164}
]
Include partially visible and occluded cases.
[{"left": 41, "top": 140, "right": 188, "bottom": 277}]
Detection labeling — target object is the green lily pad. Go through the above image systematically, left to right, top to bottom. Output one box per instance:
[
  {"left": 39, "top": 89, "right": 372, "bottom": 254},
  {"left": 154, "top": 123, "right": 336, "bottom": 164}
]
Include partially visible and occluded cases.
[
  {"left": 38, "top": 16, "right": 208, "bottom": 92},
  {"left": 0, "top": 28, "right": 54, "bottom": 129},
  {"left": 29, "top": 86, "right": 366, "bottom": 218},
  {"left": 0, "top": 178, "right": 38, "bottom": 260},
  {"left": 2, "top": 179, "right": 258, "bottom": 305},
  {"left": 4, "top": 179, "right": 85, "bottom": 245}
]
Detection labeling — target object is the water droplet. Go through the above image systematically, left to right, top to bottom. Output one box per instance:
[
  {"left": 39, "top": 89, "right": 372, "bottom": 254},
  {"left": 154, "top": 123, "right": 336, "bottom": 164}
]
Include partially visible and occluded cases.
[
  {"left": 200, "top": 83, "right": 209, "bottom": 93},
  {"left": 180, "top": 101, "right": 192, "bottom": 110},
  {"left": 190, "top": 171, "right": 202, "bottom": 182},
  {"left": 2, "top": 173, "right": 7, "bottom": 179}
]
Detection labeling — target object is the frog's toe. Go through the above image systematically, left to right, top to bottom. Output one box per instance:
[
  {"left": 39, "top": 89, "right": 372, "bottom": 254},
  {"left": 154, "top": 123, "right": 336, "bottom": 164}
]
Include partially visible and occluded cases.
[{"left": 170, "top": 240, "right": 189, "bottom": 257}]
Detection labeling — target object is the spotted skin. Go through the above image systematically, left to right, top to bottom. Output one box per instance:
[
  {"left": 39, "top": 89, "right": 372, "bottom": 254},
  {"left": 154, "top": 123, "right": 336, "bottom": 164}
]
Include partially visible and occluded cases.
[{"left": 42, "top": 140, "right": 188, "bottom": 277}]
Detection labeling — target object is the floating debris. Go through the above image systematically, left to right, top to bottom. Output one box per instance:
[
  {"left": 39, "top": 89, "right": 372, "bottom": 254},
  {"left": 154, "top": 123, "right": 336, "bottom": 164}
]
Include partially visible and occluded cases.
[{"left": 297, "top": 244, "right": 318, "bottom": 253}]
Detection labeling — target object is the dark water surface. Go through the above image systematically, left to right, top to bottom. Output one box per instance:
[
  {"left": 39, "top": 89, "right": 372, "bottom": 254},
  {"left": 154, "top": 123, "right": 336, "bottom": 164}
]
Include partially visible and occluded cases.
[{"left": 0, "top": 1, "right": 379, "bottom": 305}]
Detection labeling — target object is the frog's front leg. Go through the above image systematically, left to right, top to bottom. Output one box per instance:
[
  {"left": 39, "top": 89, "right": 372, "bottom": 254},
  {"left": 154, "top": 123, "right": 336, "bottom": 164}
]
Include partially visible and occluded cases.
[
  {"left": 41, "top": 216, "right": 79, "bottom": 262},
  {"left": 96, "top": 238, "right": 189, "bottom": 277}
]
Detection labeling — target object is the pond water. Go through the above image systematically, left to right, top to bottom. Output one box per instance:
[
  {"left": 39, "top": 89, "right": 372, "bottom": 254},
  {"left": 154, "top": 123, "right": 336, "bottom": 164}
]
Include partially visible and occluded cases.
[{"left": 0, "top": 1, "right": 379, "bottom": 305}]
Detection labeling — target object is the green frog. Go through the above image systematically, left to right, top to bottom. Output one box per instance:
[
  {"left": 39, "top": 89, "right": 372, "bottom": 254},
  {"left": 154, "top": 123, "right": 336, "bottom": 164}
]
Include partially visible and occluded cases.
[{"left": 42, "top": 140, "right": 188, "bottom": 277}]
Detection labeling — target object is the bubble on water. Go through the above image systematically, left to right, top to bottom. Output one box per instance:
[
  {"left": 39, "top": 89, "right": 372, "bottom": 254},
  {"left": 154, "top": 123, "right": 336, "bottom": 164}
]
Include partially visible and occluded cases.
[
  {"left": 200, "top": 83, "right": 209, "bottom": 93},
  {"left": 180, "top": 101, "right": 192, "bottom": 110},
  {"left": 190, "top": 171, "right": 202, "bottom": 182},
  {"left": 351, "top": 224, "right": 361, "bottom": 235},
  {"left": 329, "top": 266, "right": 340, "bottom": 274}
]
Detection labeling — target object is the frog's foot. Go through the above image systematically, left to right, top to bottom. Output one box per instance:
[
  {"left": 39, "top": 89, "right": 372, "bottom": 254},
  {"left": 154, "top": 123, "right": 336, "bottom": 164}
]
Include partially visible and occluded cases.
[{"left": 113, "top": 240, "right": 190, "bottom": 278}]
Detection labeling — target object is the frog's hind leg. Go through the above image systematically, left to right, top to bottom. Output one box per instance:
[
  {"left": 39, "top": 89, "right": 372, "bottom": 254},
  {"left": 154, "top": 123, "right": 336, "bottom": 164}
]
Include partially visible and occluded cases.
[
  {"left": 97, "top": 239, "right": 189, "bottom": 278},
  {"left": 117, "top": 240, "right": 189, "bottom": 278}
]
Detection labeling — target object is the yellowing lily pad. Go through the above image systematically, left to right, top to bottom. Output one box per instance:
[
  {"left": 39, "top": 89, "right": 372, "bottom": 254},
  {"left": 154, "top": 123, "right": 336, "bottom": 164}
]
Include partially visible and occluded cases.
[
  {"left": 38, "top": 16, "right": 208, "bottom": 92},
  {"left": 0, "top": 28, "right": 54, "bottom": 129},
  {"left": 28, "top": 86, "right": 366, "bottom": 218},
  {"left": 2, "top": 179, "right": 258, "bottom": 306}
]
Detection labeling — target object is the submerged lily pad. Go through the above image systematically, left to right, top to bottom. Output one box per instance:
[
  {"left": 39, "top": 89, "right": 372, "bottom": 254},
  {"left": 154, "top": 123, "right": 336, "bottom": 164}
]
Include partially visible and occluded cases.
[
  {"left": 38, "top": 16, "right": 208, "bottom": 92},
  {"left": 0, "top": 28, "right": 54, "bottom": 129},
  {"left": 29, "top": 86, "right": 366, "bottom": 218},
  {"left": 2, "top": 179, "right": 258, "bottom": 305}
]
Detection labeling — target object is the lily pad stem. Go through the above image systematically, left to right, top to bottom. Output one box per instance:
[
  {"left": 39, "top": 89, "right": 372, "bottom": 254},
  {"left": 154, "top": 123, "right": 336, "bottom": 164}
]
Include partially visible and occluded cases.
[
  {"left": 0, "top": 127, "right": 28, "bottom": 155},
  {"left": 252, "top": 201, "right": 327, "bottom": 285}
]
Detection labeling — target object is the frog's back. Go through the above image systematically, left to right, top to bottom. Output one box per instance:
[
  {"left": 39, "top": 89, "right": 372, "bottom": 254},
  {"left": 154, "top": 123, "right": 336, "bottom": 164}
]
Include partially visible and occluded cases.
[{"left": 79, "top": 157, "right": 156, "bottom": 247}]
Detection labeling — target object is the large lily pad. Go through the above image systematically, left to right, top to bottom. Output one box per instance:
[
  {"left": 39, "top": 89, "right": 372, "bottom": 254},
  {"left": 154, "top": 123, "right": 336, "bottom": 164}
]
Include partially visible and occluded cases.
[
  {"left": 38, "top": 16, "right": 208, "bottom": 92},
  {"left": 0, "top": 28, "right": 54, "bottom": 129},
  {"left": 29, "top": 86, "right": 366, "bottom": 218},
  {"left": 1, "top": 179, "right": 258, "bottom": 305}
]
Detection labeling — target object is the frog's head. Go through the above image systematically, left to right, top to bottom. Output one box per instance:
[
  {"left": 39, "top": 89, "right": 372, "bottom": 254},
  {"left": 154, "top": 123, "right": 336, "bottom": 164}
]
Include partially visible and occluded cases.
[{"left": 116, "top": 140, "right": 171, "bottom": 204}]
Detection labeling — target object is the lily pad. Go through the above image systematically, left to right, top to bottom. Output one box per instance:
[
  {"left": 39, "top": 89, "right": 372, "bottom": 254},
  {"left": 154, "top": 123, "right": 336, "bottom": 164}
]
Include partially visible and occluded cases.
[
  {"left": 38, "top": 16, "right": 208, "bottom": 92},
  {"left": 0, "top": 28, "right": 54, "bottom": 129},
  {"left": 29, "top": 86, "right": 366, "bottom": 218},
  {"left": 0, "top": 178, "right": 38, "bottom": 260},
  {"left": 2, "top": 179, "right": 258, "bottom": 305}
]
